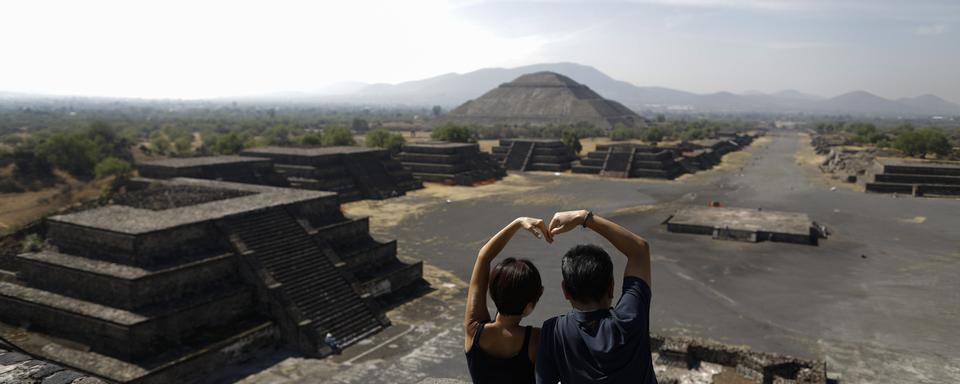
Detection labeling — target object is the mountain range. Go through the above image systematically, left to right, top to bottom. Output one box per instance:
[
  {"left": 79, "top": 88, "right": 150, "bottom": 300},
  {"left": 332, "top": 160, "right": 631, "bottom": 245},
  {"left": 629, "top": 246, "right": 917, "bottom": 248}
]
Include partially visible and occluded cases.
[{"left": 306, "top": 62, "right": 960, "bottom": 116}]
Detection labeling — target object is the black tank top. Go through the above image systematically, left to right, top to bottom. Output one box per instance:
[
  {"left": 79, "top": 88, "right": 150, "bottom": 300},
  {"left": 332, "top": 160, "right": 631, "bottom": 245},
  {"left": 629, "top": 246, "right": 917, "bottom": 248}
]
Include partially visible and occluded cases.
[{"left": 465, "top": 322, "right": 534, "bottom": 384}]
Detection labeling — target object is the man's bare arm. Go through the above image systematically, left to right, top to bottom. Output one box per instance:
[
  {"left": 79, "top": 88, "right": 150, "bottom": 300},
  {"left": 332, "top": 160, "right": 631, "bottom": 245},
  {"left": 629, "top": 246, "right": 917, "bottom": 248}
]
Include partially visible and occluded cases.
[{"left": 548, "top": 210, "right": 651, "bottom": 288}]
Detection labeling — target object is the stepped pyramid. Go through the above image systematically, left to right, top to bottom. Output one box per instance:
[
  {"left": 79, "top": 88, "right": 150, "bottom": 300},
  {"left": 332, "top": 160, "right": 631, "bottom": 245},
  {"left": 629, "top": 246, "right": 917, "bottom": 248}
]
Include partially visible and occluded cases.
[
  {"left": 441, "top": 72, "right": 642, "bottom": 129},
  {"left": 0, "top": 178, "right": 422, "bottom": 383}
]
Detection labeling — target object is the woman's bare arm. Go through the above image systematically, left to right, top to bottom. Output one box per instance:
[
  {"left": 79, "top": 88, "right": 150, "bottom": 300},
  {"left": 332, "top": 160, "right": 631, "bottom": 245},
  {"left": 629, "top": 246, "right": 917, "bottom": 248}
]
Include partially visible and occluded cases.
[{"left": 464, "top": 217, "right": 551, "bottom": 352}]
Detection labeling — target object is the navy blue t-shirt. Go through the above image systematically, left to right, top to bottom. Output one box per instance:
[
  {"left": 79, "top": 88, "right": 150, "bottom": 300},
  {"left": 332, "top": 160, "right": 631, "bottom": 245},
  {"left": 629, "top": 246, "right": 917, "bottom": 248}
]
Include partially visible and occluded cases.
[{"left": 535, "top": 276, "right": 656, "bottom": 384}]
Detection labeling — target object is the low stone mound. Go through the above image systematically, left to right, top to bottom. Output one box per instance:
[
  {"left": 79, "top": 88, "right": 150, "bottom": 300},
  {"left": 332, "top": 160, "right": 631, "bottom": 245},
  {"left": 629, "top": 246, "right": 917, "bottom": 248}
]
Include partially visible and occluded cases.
[
  {"left": 490, "top": 138, "right": 577, "bottom": 172},
  {"left": 397, "top": 142, "right": 506, "bottom": 186},
  {"left": 864, "top": 158, "right": 960, "bottom": 197},
  {"left": 664, "top": 206, "right": 826, "bottom": 245}
]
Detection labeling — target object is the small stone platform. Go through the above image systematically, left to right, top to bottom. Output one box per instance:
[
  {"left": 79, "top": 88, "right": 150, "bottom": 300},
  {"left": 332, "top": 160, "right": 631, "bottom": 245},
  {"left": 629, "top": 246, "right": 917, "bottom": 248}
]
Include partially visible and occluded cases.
[
  {"left": 490, "top": 138, "right": 577, "bottom": 172},
  {"left": 397, "top": 142, "right": 506, "bottom": 186},
  {"left": 572, "top": 144, "right": 685, "bottom": 179},
  {"left": 239, "top": 146, "right": 423, "bottom": 203},
  {"left": 137, "top": 155, "right": 289, "bottom": 186},
  {"left": 864, "top": 158, "right": 960, "bottom": 197},
  {"left": 0, "top": 178, "right": 423, "bottom": 383},
  {"left": 665, "top": 206, "right": 824, "bottom": 245}
]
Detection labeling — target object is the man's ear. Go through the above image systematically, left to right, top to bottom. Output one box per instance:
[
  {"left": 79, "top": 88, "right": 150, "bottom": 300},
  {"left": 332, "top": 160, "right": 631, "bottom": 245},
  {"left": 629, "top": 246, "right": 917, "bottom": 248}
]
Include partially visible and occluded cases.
[
  {"left": 608, "top": 278, "right": 614, "bottom": 299},
  {"left": 561, "top": 281, "right": 572, "bottom": 301}
]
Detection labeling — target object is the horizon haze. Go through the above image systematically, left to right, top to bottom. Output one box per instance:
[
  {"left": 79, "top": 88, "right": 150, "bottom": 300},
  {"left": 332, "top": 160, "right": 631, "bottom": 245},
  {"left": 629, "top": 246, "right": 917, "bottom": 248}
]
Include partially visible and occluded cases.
[{"left": 1, "top": 0, "right": 958, "bottom": 104}]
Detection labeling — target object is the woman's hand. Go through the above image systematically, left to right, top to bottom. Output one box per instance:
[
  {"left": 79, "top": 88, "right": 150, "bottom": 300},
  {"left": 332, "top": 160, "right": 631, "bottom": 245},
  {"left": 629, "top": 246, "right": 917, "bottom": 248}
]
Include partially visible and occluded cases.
[{"left": 516, "top": 217, "right": 553, "bottom": 243}]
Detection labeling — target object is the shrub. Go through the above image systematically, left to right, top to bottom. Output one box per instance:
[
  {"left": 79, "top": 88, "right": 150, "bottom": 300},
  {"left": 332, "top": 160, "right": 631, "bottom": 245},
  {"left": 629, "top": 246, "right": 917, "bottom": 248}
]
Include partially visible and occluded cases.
[
  {"left": 431, "top": 123, "right": 475, "bottom": 143},
  {"left": 322, "top": 127, "right": 356, "bottom": 146},
  {"left": 365, "top": 128, "right": 405, "bottom": 153},
  {"left": 561, "top": 129, "right": 582, "bottom": 154},
  {"left": 299, "top": 132, "right": 323, "bottom": 146},
  {"left": 95, "top": 157, "right": 131, "bottom": 180},
  {"left": 21, "top": 234, "right": 44, "bottom": 253}
]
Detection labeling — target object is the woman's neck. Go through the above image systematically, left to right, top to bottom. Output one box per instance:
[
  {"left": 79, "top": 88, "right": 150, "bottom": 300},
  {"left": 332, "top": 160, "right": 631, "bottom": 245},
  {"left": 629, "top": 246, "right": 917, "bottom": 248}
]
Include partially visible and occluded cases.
[{"left": 494, "top": 313, "right": 523, "bottom": 328}]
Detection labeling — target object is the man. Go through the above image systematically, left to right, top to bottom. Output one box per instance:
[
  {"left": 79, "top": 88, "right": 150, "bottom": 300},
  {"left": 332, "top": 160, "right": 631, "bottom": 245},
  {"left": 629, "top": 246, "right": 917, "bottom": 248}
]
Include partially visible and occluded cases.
[{"left": 536, "top": 209, "right": 656, "bottom": 384}]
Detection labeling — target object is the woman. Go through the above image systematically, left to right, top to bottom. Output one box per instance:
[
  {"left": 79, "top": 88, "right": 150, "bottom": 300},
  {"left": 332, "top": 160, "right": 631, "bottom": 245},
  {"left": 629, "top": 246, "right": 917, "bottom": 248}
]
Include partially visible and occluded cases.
[{"left": 464, "top": 216, "right": 552, "bottom": 384}]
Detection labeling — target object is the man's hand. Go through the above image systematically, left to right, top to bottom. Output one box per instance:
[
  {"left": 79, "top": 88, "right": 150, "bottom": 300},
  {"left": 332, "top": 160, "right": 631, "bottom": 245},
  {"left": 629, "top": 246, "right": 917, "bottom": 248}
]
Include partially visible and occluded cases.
[
  {"left": 548, "top": 210, "right": 589, "bottom": 237},
  {"left": 517, "top": 217, "right": 553, "bottom": 243}
]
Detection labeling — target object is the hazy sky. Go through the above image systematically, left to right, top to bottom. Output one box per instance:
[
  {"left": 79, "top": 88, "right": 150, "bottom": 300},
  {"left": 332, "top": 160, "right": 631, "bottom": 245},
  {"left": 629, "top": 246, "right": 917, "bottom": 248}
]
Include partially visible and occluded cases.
[{"left": 1, "top": 0, "right": 958, "bottom": 101}]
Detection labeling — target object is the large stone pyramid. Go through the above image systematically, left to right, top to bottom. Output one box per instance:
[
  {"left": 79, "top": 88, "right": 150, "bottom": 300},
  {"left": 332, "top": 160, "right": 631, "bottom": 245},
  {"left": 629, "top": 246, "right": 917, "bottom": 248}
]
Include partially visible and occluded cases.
[{"left": 442, "top": 71, "right": 642, "bottom": 129}]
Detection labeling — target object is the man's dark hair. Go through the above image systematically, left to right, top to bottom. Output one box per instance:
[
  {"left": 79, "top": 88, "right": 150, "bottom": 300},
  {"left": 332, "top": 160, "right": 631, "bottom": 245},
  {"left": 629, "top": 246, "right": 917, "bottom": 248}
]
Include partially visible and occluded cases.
[
  {"left": 561, "top": 244, "right": 613, "bottom": 304},
  {"left": 489, "top": 257, "right": 542, "bottom": 316}
]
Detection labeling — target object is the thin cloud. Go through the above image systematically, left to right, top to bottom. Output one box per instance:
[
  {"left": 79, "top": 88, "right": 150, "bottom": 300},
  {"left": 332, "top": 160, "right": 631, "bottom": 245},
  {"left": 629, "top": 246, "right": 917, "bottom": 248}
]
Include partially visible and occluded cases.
[{"left": 915, "top": 23, "right": 947, "bottom": 36}]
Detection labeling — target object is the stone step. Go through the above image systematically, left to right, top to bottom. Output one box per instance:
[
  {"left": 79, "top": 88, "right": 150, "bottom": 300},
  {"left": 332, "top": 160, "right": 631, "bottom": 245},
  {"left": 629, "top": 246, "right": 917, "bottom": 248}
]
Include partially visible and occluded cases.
[
  {"left": 402, "top": 162, "right": 469, "bottom": 174},
  {"left": 527, "top": 163, "right": 570, "bottom": 172},
  {"left": 873, "top": 173, "right": 960, "bottom": 185},
  {"left": 220, "top": 209, "right": 383, "bottom": 351},
  {"left": 16, "top": 250, "right": 239, "bottom": 311},
  {"left": 0, "top": 281, "right": 254, "bottom": 361}
]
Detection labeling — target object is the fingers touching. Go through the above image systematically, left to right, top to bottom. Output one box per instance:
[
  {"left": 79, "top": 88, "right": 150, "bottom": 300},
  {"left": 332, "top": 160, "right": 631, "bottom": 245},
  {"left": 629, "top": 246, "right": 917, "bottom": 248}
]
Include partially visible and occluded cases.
[{"left": 519, "top": 217, "right": 553, "bottom": 243}]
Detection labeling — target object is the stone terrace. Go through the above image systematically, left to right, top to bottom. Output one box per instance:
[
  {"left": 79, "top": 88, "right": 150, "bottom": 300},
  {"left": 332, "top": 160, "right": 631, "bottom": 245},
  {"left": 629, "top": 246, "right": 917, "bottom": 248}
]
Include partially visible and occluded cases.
[
  {"left": 490, "top": 138, "right": 577, "bottom": 172},
  {"left": 397, "top": 142, "right": 506, "bottom": 186},
  {"left": 573, "top": 143, "right": 686, "bottom": 179},
  {"left": 240, "top": 146, "right": 422, "bottom": 203},
  {"left": 137, "top": 155, "right": 288, "bottom": 187},
  {"left": 863, "top": 158, "right": 960, "bottom": 197},
  {"left": 0, "top": 178, "right": 423, "bottom": 383},
  {"left": 665, "top": 206, "right": 825, "bottom": 245}
]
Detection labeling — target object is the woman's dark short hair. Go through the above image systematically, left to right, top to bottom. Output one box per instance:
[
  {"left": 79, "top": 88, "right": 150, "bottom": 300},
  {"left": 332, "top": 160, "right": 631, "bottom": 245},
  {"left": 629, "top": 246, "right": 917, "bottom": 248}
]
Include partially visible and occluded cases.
[
  {"left": 561, "top": 244, "right": 613, "bottom": 303},
  {"left": 489, "top": 258, "right": 542, "bottom": 316}
]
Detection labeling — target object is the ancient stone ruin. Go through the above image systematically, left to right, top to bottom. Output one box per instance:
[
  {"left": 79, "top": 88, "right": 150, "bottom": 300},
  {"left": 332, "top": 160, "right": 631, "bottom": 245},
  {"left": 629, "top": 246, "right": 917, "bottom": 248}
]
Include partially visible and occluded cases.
[
  {"left": 439, "top": 72, "right": 642, "bottom": 129},
  {"left": 490, "top": 138, "right": 577, "bottom": 172},
  {"left": 397, "top": 142, "right": 506, "bottom": 185},
  {"left": 573, "top": 144, "right": 686, "bottom": 179},
  {"left": 239, "top": 146, "right": 423, "bottom": 202},
  {"left": 137, "top": 155, "right": 289, "bottom": 186},
  {"left": 863, "top": 158, "right": 960, "bottom": 197},
  {"left": 0, "top": 177, "right": 422, "bottom": 383},
  {"left": 664, "top": 206, "right": 826, "bottom": 245},
  {"left": 650, "top": 335, "right": 831, "bottom": 384}
]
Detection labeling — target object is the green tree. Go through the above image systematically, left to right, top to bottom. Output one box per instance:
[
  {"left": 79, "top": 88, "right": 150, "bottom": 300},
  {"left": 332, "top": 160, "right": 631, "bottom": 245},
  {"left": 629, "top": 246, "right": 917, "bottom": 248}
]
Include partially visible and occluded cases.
[
  {"left": 351, "top": 118, "right": 369, "bottom": 132},
  {"left": 431, "top": 123, "right": 475, "bottom": 143},
  {"left": 264, "top": 125, "right": 293, "bottom": 146},
  {"left": 610, "top": 125, "right": 634, "bottom": 141},
  {"left": 322, "top": 127, "right": 356, "bottom": 146},
  {"left": 642, "top": 127, "right": 665, "bottom": 143},
  {"left": 365, "top": 128, "right": 405, "bottom": 152},
  {"left": 365, "top": 128, "right": 391, "bottom": 148},
  {"left": 561, "top": 129, "right": 582, "bottom": 154},
  {"left": 150, "top": 131, "right": 171, "bottom": 154},
  {"left": 36, "top": 132, "right": 98, "bottom": 178},
  {"left": 207, "top": 132, "right": 246, "bottom": 155},
  {"left": 299, "top": 132, "right": 323, "bottom": 146},
  {"left": 12, "top": 145, "right": 53, "bottom": 179},
  {"left": 95, "top": 156, "right": 130, "bottom": 197},
  {"left": 95, "top": 157, "right": 131, "bottom": 180}
]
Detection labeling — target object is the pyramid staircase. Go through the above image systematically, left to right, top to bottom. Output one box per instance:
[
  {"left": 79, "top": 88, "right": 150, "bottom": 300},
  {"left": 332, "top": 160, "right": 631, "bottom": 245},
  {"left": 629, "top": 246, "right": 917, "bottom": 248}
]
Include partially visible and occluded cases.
[
  {"left": 491, "top": 139, "right": 577, "bottom": 172},
  {"left": 503, "top": 140, "right": 534, "bottom": 171},
  {"left": 573, "top": 144, "right": 685, "bottom": 179},
  {"left": 600, "top": 148, "right": 634, "bottom": 178},
  {"left": 219, "top": 208, "right": 388, "bottom": 355}
]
